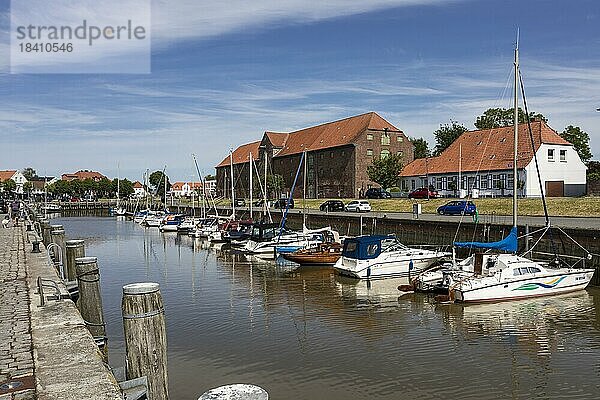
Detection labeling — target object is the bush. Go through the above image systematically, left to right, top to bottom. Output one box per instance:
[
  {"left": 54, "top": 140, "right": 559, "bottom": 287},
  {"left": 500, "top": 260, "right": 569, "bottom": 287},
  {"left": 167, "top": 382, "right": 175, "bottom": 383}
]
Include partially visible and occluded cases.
[{"left": 388, "top": 186, "right": 401, "bottom": 193}]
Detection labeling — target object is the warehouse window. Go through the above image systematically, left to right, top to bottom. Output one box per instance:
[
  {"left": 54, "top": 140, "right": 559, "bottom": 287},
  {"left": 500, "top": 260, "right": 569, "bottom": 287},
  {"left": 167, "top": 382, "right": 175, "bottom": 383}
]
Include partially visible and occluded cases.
[
  {"left": 367, "top": 133, "right": 373, "bottom": 141},
  {"left": 381, "top": 135, "right": 390, "bottom": 146},
  {"left": 397, "top": 136, "right": 404, "bottom": 143},
  {"left": 366, "top": 149, "right": 373, "bottom": 156},
  {"left": 380, "top": 149, "right": 390, "bottom": 159},
  {"left": 548, "top": 149, "right": 555, "bottom": 162}
]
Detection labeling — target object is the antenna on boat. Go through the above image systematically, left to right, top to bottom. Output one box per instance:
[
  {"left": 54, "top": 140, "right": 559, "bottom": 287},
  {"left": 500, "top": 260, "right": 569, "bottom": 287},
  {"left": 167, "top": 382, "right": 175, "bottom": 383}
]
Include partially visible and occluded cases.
[{"left": 512, "top": 28, "right": 519, "bottom": 229}]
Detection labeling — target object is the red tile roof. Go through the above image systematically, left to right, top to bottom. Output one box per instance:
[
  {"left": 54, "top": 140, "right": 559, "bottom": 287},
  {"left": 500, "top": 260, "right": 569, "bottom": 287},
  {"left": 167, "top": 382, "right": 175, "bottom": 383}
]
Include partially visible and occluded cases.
[
  {"left": 275, "top": 112, "right": 400, "bottom": 157},
  {"left": 401, "top": 121, "right": 572, "bottom": 177},
  {"left": 265, "top": 132, "right": 289, "bottom": 148},
  {"left": 216, "top": 141, "right": 261, "bottom": 168},
  {"left": 0, "top": 170, "right": 17, "bottom": 182},
  {"left": 61, "top": 170, "right": 107, "bottom": 181},
  {"left": 133, "top": 181, "right": 144, "bottom": 188},
  {"left": 171, "top": 182, "right": 202, "bottom": 191}
]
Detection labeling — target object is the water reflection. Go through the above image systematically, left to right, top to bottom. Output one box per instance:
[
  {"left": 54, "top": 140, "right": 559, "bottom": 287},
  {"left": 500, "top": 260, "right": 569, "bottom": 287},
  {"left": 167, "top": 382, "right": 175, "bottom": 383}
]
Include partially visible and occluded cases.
[{"left": 53, "top": 217, "right": 600, "bottom": 400}]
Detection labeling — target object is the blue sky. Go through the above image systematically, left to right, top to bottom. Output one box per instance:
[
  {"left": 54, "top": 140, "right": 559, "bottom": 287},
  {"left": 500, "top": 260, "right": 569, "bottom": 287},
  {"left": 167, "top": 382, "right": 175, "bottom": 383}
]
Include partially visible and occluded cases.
[{"left": 1, "top": 0, "right": 599, "bottom": 181}]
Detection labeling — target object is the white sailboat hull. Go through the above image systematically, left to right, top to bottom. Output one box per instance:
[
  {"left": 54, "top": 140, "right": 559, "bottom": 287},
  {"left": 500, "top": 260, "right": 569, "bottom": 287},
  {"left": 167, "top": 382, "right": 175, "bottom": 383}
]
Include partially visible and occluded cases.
[{"left": 452, "top": 265, "right": 595, "bottom": 303}]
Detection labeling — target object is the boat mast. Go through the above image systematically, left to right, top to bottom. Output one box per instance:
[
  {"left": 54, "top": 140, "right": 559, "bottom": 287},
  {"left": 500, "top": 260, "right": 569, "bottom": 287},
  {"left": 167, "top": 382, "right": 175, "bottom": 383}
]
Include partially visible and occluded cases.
[
  {"left": 513, "top": 31, "right": 519, "bottom": 229},
  {"left": 458, "top": 143, "right": 462, "bottom": 197},
  {"left": 230, "top": 150, "right": 235, "bottom": 219},
  {"left": 302, "top": 150, "right": 307, "bottom": 230},
  {"left": 249, "top": 152, "right": 253, "bottom": 220},
  {"left": 117, "top": 163, "right": 120, "bottom": 210}
]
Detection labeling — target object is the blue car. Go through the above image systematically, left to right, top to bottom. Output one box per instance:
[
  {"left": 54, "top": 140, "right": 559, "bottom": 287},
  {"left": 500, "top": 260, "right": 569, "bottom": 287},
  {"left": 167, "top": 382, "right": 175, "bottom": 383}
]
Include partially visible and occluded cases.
[{"left": 437, "top": 200, "right": 477, "bottom": 216}]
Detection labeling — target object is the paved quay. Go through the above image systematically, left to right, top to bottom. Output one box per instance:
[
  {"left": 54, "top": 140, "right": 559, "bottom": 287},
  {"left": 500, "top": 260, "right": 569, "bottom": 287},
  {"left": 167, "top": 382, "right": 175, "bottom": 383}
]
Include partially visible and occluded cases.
[
  {"left": 0, "top": 216, "right": 121, "bottom": 400},
  {"left": 0, "top": 219, "right": 35, "bottom": 399}
]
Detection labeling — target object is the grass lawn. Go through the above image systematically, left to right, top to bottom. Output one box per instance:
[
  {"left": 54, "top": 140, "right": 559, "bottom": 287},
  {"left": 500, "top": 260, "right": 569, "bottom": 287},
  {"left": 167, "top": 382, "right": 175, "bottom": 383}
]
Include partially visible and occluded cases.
[
  {"left": 175, "top": 196, "right": 600, "bottom": 217},
  {"left": 296, "top": 197, "right": 600, "bottom": 217}
]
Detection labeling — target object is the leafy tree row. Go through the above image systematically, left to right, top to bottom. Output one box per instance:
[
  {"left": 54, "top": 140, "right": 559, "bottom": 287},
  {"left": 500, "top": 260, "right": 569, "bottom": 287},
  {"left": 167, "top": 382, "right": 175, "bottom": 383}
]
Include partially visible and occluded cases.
[{"left": 46, "top": 178, "right": 134, "bottom": 199}]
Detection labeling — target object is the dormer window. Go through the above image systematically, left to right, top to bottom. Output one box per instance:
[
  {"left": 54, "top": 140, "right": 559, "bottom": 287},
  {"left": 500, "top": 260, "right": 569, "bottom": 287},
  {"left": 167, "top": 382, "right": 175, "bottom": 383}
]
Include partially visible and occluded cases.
[{"left": 560, "top": 149, "right": 566, "bottom": 162}]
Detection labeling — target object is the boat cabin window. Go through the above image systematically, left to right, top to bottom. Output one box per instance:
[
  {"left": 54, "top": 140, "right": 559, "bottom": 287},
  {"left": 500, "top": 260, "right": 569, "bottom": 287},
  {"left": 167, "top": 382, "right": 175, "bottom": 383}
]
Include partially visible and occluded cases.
[
  {"left": 345, "top": 241, "right": 357, "bottom": 253},
  {"left": 367, "top": 243, "right": 378, "bottom": 256},
  {"left": 519, "top": 267, "right": 530, "bottom": 275},
  {"left": 528, "top": 267, "right": 541, "bottom": 274},
  {"left": 513, "top": 268, "right": 521, "bottom": 276}
]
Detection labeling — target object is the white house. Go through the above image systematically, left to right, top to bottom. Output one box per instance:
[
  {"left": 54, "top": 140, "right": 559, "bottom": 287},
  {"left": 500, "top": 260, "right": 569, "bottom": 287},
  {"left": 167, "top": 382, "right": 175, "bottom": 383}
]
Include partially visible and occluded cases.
[
  {"left": 400, "top": 121, "right": 587, "bottom": 198},
  {"left": 0, "top": 170, "right": 29, "bottom": 194},
  {"left": 133, "top": 181, "right": 148, "bottom": 197},
  {"left": 170, "top": 181, "right": 203, "bottom": 197}
]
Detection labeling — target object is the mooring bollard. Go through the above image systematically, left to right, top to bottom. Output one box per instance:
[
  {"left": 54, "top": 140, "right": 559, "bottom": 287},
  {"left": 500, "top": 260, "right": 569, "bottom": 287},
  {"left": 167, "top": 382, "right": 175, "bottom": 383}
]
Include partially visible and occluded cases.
[
  {"left": 41, "top": 220, "right": 52, "bottom": 247},
  {"left": 50, "top": 228, "right": 67, "bottom": 276},
  {"left": 65, "top": 240, "right": 85, "bottom": 282},
  {"left": 75, "top": 257, "right": 108, "bottom": 359},
  {"left": 122, "top": 282, "right": 168, "bottom": 400},
  {"left": 198, "top": 384, "right": 269, "bottom": 400}
]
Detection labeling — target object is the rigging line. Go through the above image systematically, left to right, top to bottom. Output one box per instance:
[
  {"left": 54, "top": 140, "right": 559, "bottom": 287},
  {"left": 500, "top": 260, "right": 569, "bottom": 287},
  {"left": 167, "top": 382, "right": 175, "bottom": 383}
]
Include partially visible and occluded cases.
[
  {"left": 452, "top": 65, "right": 515, "bottom": 247},
  {"left": 518, "top": 71, "right": 558, "bottom": 258},
  {"left": 519, "top": 72, "right": 550, "bottom": 226},
  {"left": 252, "top": 159, "right": 272, "bottom": 223},
  {"left": 520, "top": 226, "right": 550, "bottom": 257},
  {"left": 554, "top": 226, "right": 591, "bottom": 255}
]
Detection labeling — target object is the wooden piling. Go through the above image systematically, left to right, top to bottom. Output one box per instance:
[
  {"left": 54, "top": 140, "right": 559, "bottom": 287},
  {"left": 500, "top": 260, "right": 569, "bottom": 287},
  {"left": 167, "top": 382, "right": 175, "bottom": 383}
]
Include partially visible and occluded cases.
[
  {"left": 41, "top": 220, "right": 52, "bottom": 247},
  {"left": 50, "top": 228, "right": 67, "bottom": 277},
  {"left": 65, "top": 240, "right": 85, "bottom": 282},
  {"left": 75, "top": 257, "right": 107, "bottom": 349},
  {"left": 122, "top": 282, "right": 168, "bottom": 400}
]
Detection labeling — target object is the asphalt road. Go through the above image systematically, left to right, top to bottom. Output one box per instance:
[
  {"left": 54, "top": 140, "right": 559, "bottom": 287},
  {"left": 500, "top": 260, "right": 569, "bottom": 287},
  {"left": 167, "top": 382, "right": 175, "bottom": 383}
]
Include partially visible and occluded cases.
[{"left": 219, "top": 206, "right": 600, "bottom": 230}]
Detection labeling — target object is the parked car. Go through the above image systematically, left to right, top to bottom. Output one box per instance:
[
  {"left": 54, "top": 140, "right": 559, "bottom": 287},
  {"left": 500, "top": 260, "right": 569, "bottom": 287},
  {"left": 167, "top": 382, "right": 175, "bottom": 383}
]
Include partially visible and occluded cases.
[
  {"left": 408, "top": 187, "right": 439, "bottom": 199},
  {"left": 365, "top": 188, "right": 391, "bottom": 199},
  {"left": 273, "top": 198, "right": 294, "bottom": 209},
  {"left": 319, "top": 200, "right": 345, "bottom": 212},
  {"left": 345, "top": 200, "right": 371, "bottom": 213},
  {"left": 437, "top": 200, "right": 477, "bottom": 216}
]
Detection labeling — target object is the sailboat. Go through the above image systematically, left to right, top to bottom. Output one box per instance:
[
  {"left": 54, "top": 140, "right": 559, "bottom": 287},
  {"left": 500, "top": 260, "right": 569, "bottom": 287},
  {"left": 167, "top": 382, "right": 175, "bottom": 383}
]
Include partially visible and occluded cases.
[
  {"left": 423, "top": 36, "right": 595, "bottom": 303},
  {"left": 114, "top": 164, "right": 127, "bottom": 216}
]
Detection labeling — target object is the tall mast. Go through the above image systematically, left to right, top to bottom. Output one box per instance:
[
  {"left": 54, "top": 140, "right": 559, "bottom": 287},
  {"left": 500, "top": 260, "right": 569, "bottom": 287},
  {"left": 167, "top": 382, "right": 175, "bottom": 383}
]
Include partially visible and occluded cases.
[
  {"left": 513, "top": 31, "right": 519, "bottom": 229},
  {"left": 458, "top": 144, "right": 462, "bottom": 197},
  {"left": 230, "top": 150, "right": 235, "bottom": 219},
  {"left": 302, "top": 150, "right": 307, "bottom": 229},
  {"left": 249, "top": 152, "right": 253, "bottom": 220},
  {"left": 264, "top": 152, "right": 269, "bottom": 221},
  {"left": 117, "top": 163, "right": 120, "bottom": 209}
]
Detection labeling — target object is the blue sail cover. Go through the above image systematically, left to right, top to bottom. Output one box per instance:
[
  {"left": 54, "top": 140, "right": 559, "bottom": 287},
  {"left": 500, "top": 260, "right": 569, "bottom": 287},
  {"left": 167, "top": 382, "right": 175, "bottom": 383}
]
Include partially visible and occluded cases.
[{"left": 454, "top": 226, "right": 518, "bottom": 253}]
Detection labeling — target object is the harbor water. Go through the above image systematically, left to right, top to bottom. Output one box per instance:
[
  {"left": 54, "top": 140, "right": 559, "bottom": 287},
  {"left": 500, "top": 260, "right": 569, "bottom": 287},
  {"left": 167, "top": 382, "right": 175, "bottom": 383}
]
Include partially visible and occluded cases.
[{"left": 54, "top": 216, "right": 600, "bottom": 399}]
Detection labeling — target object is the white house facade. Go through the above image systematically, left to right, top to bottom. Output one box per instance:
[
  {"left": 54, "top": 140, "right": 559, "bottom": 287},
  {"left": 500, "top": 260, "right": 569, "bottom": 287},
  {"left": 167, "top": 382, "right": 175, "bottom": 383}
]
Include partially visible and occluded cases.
[{"left": 400, "top": 121, "right": 587, "bottom": 198}]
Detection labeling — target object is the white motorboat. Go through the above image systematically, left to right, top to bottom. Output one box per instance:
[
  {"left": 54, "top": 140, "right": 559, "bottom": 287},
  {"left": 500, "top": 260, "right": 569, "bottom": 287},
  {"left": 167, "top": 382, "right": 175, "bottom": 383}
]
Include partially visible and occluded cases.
[
  {"left": 144, "top": 211, "right": 165, "bottom": 227},
  {"left": 159, "top": 214, "right": 185, "bottom": 232},
  {"left": 178, "top": 216, "right": 200, "bottom": 233},
  {"left": 243, "top": 223, "right": 326, "bottom": 258},
  {"left": 333, "top": 235, "right": 449, "bottom": 280}
]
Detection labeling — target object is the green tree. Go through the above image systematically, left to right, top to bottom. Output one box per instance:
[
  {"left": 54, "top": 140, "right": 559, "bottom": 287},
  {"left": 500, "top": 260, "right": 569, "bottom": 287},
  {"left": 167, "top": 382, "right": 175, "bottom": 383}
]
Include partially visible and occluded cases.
[
  {"left": 474, "top": 107, "right": 546, "bottom": 130},
  {"left": 433, "top": 120, "right": 467, "bottom": 156},
  {"left": 560, "top": 125, "right": 593, "bottom": 163},
  {"left": 410, "top": 137, "right": 430, "bottom": 159},
  {"left": 367, "top": 153, "right": 404, "bottom": 189},
  {"left": 586, "top": 161, "right": 600, "bottom": 181},
  {"left": 21, "top": 167, "right": 37, "bottom": 180},
  {"left": 149, "top": 171, "right": 171, "bottom": 200},
  {"left": 97, "top": 178, "right": 114, "bottom": 198},
  {"left": 2, "top": 179, "right": 17, "bottom": 193},
  {"left": 119, "top": 179, "right": 135, "bottom": 198},
  {"left": 23, "top": 181, "right": 34, "bottom": 197}
]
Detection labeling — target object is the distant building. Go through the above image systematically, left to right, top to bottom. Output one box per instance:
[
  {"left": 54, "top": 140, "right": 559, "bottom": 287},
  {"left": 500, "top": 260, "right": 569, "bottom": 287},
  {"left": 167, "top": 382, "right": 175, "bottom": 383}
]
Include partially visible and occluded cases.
[
  {"left": 215, "top": 112, "right": 414, "bottom": 199},
  {"left": 400, "top": 121, "right": 587, "bottom": 197},
  {"left": 0, "top": 170, "right": 28, "bottom": 194},
  {"left": 61, "top": 170, "right": 107, "bottom": 182},
  {"left": 29, "top": 176, "right": 59, "bottom": 195},
  {"left": 132, "top": 181, "right": 148, "bottom": 197},
  {"left": 170, "top": 181, "right": 203, "bottom": 197}
]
